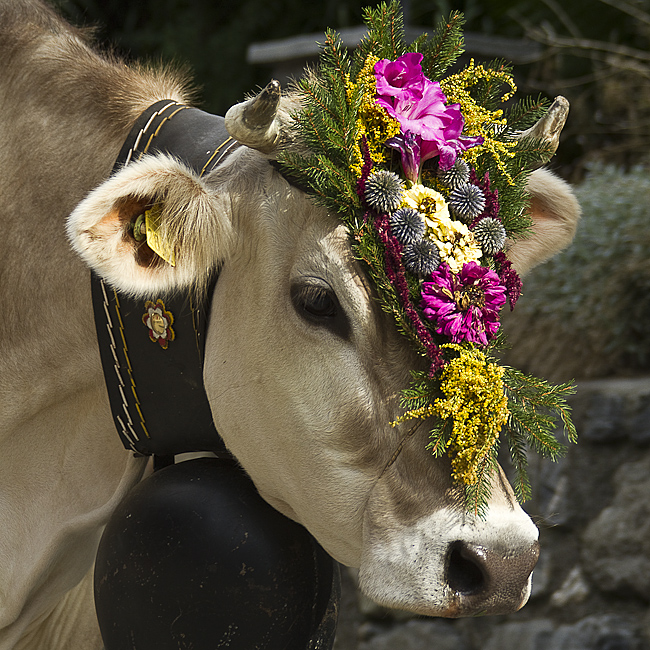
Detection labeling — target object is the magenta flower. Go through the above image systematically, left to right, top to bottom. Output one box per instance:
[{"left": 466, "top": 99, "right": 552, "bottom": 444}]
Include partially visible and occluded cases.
[
  {"left": 374, "top": 52, "right": 426, "bottom": 101},
  {"left": 374, "top": 53, "right": 483, "bottom": 173},
  {"left": 421, "top": 103, "right": 484, "bottom": 171},
  {"left": 385, "top": 131, "right": 420, "bottom": 183},
  {"left": 421, "top": 262, "right": 506, "bottom": 345}
]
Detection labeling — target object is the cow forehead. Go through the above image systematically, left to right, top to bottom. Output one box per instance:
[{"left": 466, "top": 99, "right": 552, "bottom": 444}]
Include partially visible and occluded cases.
[{"left": 233, "top": 172, "right": 382, "bottom": 331}]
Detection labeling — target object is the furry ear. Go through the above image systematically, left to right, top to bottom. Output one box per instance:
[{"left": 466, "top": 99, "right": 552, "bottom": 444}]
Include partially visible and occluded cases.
[
  {"left": 67, "top": 154, "right": 234, "bottom": 296},
  {"left": 507, "top": 168, "right": 581, "bottom": 276}
]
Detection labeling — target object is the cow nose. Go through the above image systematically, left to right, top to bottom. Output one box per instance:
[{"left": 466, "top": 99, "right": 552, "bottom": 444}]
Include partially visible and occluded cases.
[{"left": 445, "top": 539, "right": 540, "bottom": 614}]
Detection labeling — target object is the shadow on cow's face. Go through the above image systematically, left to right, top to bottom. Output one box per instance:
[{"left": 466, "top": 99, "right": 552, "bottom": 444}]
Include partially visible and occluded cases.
[{"left": 202, "top": 161, "right": 540, "bottom": 617}]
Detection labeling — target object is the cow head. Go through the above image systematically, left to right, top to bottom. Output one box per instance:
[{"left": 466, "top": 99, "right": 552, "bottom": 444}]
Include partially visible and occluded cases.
[{"left": 67, "top": 79, "right": 579, "bottom": 616}]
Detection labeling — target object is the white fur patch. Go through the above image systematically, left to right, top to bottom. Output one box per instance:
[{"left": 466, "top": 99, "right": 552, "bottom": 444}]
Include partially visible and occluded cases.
[{"left": 67, "top": 154, "right": 234, "bottom": 296}]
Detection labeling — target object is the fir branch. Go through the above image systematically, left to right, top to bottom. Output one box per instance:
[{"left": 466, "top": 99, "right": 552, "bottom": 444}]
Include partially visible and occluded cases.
[
  {"left": 356, "top": 1, "right": 406, "bottom": 72},
  {"left": 421, "top": 12, "right": 465, "bottom": 81},
  {"left": 320, "top": 29, "right": 352, "bottom": 80},
  {"left": 409, "top": 32, "right": 430, "bottom": 56},
  {"left": 472, "top": 59, "right": 514, "bottom": 109},
  {"left": 295, "top": 80, "right": 351, "bottom": 160},
  {"left": 507, "top": 94, "right": 551, "bottom": 131},
  {"left": 512, "top": 136, "right": 557, "bottom": 174},
  {"left": 503, "top": 366, "right": 577, "bottom": 459},
  {"left": 505, "top": 366, "right": 577, "bottom": 410},
  {"left": 399, "top": 371, "right": 442, "bottom": 411},
  {"left": 506, "top": 406, "right": 565, "bottom": 461},
  {"left": 426, "top": 419, "right": 452, "bottom": 457},
  {"left": 504, "top": 428, "right": 532, "bottom": 503},
  {"left": 464, "top": 444, "right": 498, "bottom": 519}
]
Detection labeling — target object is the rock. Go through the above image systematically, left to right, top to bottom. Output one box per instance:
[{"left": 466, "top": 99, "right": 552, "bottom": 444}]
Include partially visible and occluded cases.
[
  {"left": 573, "top": 377, "right": 650, "bottom": 445},
  {"left": 579, "top": 391, "right": 626, "bottom": 443},
  {"left": 625, "top": 392, "right": 650, "bottom": 445},
  {"left": 581, "top": 451, "right": 650, "bottom": 601},
  {"left": 533, "top": 455, "right": 571, "bottom": 526},
  {"left": 550, "top": 565, "right": 590, "bottom": 608},
  {"left": 642, "top": 608, "right": 650, "bottom": 647},
  {"left": 550, "top": 614, "right": 645, "bottom": 650},
  {"left": 358, "top": 619, "right": 468, "bottom": 650},
  {"left": 483, "top": 619, "right": 555, "bottom": 650}
]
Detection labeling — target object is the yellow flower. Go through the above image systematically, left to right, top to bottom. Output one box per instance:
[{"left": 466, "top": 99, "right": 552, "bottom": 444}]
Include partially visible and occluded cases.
[
  {"left": 347, "top": 56, "right": 401, "bottom": 177},
  {"left": 440, "top": 60, "right": 518, "bottom": 184},
  {"left": 403, "top": 184, "right": 450, "bottom": 220},
  {"left": 403, "top": 185, "right": 482, "bottom": 272},
  {"left": 426, "top": 217, "right": 482, "bottom": 273},
  {"left": 390, "top": 345, "right": 509, "bottom": 486},
  {"left": 434, "top": 346, "right": 509, "bottom": 485}
]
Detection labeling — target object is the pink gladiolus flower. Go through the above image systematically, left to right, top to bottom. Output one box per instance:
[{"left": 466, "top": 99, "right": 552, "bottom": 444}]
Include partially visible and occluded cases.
[
  {"left": 374, "top": 52, "right": 426, "bottom": 101},
  {"left": 374, "top": 53, "right": 483, "bottom": 173},
  {"left": 421, "top": 262, "right": 506, "bottom": 346}
]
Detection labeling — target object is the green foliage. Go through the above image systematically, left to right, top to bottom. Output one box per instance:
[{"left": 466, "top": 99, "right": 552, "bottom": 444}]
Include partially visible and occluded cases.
[
  {"left": 353, "top": 2, "right": 407, "bottom": 71},
  {"left": 420, "top": 11, "right": 465, "bottom": 81},
  {"left": 281, "top": 30, "right": 359, "bottom": 216},
  {"left": 472, "top": 59, "right": 512, "bottom": 109},
  {"left": 506, "top": 94, "right": 550, "bottom": 132},
  {"left": 503, "top": 367, "right": 576, "bottom": 502},
  {"left": 425, "top": 419, "right": 453, "bottom": 458},
  {"left": 464, "top": 443, "right": 499, "bottom": 518}
]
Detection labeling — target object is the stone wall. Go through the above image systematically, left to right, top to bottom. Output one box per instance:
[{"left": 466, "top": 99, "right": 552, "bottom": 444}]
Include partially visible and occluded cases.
[{"left": 334, "top": 377, "right": 650, "bottom": 650}]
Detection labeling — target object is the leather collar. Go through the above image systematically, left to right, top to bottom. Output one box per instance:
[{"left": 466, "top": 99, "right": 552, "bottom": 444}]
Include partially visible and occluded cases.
[{"left": 92, "top": 101, "right": 240, "bottom": 460}]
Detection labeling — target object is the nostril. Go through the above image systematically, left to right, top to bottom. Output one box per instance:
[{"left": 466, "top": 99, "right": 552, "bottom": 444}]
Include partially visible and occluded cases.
[{"left": 446, "top": 541, "right": 487, "bottom": 596}]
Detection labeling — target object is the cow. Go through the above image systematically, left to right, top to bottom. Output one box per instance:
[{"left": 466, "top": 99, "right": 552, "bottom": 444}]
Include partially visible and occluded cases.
[{"left": 0, "top": 1, "right": 581, "bottom": 648}]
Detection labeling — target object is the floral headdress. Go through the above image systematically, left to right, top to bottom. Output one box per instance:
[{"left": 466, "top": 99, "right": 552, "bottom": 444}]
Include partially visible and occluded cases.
[{"left": 279, "top": 3, "right": 576, "bottom": 515}]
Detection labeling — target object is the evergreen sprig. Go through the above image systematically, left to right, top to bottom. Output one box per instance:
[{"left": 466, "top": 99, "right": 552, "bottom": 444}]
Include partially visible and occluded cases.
[
  {"left": 353, "top": 3, "right": 407, "bottom": 75},
  {"left": 421, "top": 11, "right": 465, "bottom": 81},
  {"left": 472, "top": 59, "right": 515, "bottom": 109},
  {"left": 507, "top": 94, "right": 552, "bottom": 132},
  {"left": 503, "top": 366, "right": 577, "bottom": 461},
  {"left": 426, "top": 419, "right": 453, "bottom": 458},
  {"left": 465, "top": 443, "right": 500, "bottom": 519}
]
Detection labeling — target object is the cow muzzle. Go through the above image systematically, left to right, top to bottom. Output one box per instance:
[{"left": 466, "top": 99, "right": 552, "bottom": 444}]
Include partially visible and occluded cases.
[
  {"left": 358, "top": 504, "right": 540, "bottom": 618},
  {"left": 443, "top": 538, "right": 540, "bottom": 616}
]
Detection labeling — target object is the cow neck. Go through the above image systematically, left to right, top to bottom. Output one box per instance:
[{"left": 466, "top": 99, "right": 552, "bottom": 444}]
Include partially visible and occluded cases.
[{"left": 92, "top": 100, "right": 240, "bottom": 466}]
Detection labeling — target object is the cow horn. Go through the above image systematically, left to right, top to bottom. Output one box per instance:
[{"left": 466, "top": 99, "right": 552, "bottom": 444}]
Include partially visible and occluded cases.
[
  {"left": 225, "top": 80, "right": 282, "bottom": 154},
  {"left": 518, "top": 96, "right": 569, "bottom": 166}
]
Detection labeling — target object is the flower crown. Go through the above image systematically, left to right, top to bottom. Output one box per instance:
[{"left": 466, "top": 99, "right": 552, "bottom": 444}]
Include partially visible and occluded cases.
[{"left": 279, "top": 3, "right": 576, "bottom": 515}]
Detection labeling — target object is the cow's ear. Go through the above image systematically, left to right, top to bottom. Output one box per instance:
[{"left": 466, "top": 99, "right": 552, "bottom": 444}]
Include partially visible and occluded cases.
[
  {"left": 67, "top": 154, "right": 234, "bottom": 296},
  {"left": 506, "top": 168, "right": 581, "bottom": 276}
]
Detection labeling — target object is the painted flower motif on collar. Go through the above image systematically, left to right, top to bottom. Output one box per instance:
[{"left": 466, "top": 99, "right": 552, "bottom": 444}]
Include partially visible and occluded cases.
[{"left": 143, "top": 299, "right": 175, "bottom": 349}]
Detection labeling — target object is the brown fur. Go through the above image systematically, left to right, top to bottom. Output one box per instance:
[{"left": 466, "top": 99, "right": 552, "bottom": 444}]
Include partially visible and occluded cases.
[{"left": 0, "top": 2, "right": 194, "bottom": 646}]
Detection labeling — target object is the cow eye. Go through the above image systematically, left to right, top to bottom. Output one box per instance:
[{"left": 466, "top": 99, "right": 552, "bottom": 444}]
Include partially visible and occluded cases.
[{"left": 291, "top": 280, "right": 350, "bottom": 339}]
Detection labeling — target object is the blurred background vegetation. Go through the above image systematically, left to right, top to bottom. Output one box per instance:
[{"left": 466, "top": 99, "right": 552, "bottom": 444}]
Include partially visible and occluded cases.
[{"left": 53, "top": 0, "right": 650, "bottom": 182}]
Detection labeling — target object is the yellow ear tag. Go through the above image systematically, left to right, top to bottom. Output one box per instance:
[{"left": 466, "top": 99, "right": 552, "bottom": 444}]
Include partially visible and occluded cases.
[{"left": 144, "top": 204, "right": 176, "bottom": 267}]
